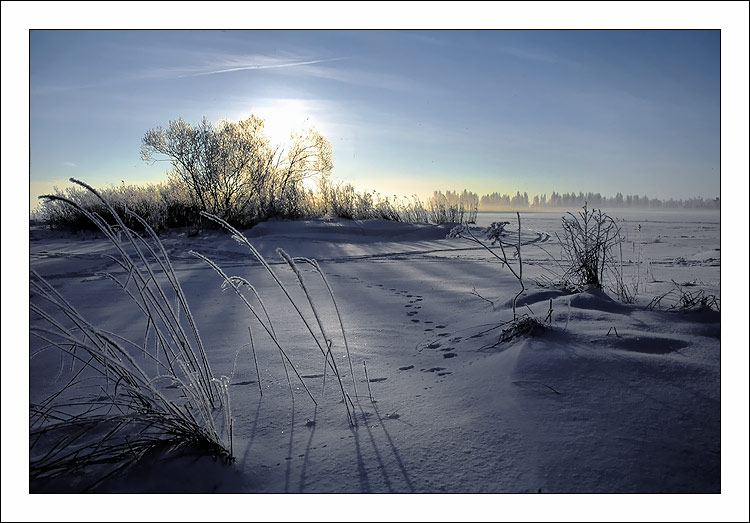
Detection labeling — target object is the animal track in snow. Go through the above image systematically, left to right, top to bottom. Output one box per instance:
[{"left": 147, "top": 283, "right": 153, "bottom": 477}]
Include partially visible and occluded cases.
[
  {"left": 443, "top": 353, "right": 457, "bottom": 359},
  {"left": 399, "top": 365, "right": 414, "bottom": 370},
  {"left": 422, "top": 367, "right": 445, "bottom": 373}
]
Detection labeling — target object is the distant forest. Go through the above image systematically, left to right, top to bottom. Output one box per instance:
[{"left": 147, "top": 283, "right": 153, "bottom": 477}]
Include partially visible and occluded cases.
[{"left": 474, "top": 190, "right": 720, "bottom": 211}]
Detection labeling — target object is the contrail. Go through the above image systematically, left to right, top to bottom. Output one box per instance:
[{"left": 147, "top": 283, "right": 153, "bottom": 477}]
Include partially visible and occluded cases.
[{"left": 182, "top": 57, "right": 347, "bottom": 77}]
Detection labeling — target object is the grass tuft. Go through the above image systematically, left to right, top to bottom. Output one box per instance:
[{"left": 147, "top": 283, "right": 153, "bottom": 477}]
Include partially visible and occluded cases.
[{"left": 32, "top": 180, "right": 234, "bottom": 490}]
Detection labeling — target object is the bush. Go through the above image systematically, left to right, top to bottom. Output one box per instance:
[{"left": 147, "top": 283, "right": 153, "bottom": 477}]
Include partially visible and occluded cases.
[
  {"left": 36, "top": 179, "right": 199, "bottom": 232},
  {"left": 36, "top": 179, "right": 480, "bottom": 233},
  {"left": 314, "top": 180, "right": 472, "bottom": 225},
  {"left": 427, "top": 190, "right": 478, "bottom": 224},
  {"left": 556, "top": 203, "right": 626, "bottom": 295}
]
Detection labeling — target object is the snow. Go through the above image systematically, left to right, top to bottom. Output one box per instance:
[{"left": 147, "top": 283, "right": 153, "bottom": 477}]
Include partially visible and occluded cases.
[{"left": 11, "top": 209, "right": 750, "bottom": 520}]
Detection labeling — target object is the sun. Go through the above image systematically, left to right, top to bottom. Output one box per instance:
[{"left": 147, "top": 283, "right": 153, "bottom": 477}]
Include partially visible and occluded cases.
[
  {"left": 232, "top": 98, "right": 330, "bottom": 193},
  {"left": 248, "top": 99, "right": 316, "bottom": 150},
  {"left": 300, "top": 176, "right": 318, "bottom": 192}
]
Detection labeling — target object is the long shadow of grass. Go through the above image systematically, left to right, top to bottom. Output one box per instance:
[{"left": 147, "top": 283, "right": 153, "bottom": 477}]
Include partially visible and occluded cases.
[
  {"left": 284, "top": 399, "right": 296, "bottom": 493},
  {"left": 240, "top": 400, "right": 263, "bottom": 468},
  {"left": 369, "top": 401, "right": 414, "bottom": 492},
  {"left": 352, "top": 402, "right": 399, "bottom": 493},
  {"left": 298, "top": 406, "right": 318, "bottom": 493},
  {"left": 350, "top": 420, "right": 372, "bottom": 493}
]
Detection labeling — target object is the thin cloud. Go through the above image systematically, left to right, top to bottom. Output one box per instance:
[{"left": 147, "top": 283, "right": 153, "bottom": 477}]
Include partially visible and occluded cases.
[
  {"left": 497, "top": 45, "right": 580, "bottom": 67},
  {"left": 33, "top": 53, "right": 349, "bottom": 93},
  {"left": 178, "top": 57, "right": 348, "bottom": 78},
  {"left": 287, "top": 63, "right": 445, "bottom": 96},
  {"left": 63, "top": 162, "right": 77, "bottom": 168}
]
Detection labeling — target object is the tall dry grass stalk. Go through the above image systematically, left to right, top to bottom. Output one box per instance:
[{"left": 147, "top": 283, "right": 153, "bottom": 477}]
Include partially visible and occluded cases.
[
  {"left": 31, "top": 179, "right": 232, "bottom": 490},
  {"left": 192, "top": 211, "right": 358, "bottom": 425}
]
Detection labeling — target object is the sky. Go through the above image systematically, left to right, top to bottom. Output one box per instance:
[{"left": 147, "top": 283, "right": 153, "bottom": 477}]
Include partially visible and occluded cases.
[{"left": 27, "top": 28, "right": 721, "bottom": 210}]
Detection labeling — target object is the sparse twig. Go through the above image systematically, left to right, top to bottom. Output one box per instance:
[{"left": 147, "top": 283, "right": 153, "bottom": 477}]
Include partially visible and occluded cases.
[
  {"left": 449, "top": 212, "right": 525, "bottom": 320},
  {"left": 470, "top": 286, "right": 496, "bottom": 310},
  {"left": 544, "top": 299, "right": 553, "bottom": 325}
]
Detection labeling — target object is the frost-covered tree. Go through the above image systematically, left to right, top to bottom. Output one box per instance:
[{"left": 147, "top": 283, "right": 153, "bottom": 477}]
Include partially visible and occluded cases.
[{"left": 141, "top": 116, "right": 332, "bottom": 226}]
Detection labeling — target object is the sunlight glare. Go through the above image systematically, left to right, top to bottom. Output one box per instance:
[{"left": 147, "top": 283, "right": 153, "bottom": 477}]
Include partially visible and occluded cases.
[
  {"left": 246, "top": 99, "right": 317, "bottom": 151},
  {"left": 300, "top": 176, "right": 318, "bottom": 192}
]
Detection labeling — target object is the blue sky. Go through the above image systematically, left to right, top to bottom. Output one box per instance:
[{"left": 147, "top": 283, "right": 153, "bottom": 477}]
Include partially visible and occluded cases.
[{"left": 29, "top": 29, "right": 720, "bottom": 209}]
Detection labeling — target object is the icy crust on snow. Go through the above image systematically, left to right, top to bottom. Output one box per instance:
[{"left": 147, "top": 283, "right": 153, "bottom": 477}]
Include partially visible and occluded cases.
[{"left": 29, "top": 211, "right": 721, "bottom": 493}]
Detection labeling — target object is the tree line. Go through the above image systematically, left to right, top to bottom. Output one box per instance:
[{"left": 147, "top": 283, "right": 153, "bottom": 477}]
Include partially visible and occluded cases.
[{"left": 479, "top": 191, "right": 719, "bottom": 211}]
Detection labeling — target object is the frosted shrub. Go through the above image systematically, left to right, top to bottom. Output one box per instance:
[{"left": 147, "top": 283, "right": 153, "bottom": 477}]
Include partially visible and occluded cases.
[
  {"left": 141, "top": 116, "right": 332, "bottom": 227},
  {"left": 36, "top": 172, "right": 477, "bottom": 232},
  {"left": 36, "top": 180, "right": 199, "bottom": 232},
  {"left": 317, "top": 181, "right": 444, "bottom": 224},
  {"left": 428, "top": 190, "right": 479, "bottom": 224},
  {"left": 556, "top": 203, "right": 628, "bottom": 299}
]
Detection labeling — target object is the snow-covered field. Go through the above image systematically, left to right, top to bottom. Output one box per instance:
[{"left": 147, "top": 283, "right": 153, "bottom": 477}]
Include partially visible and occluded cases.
[{"left": 20, "top": 208, "right": 745, "bottom": 518}]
